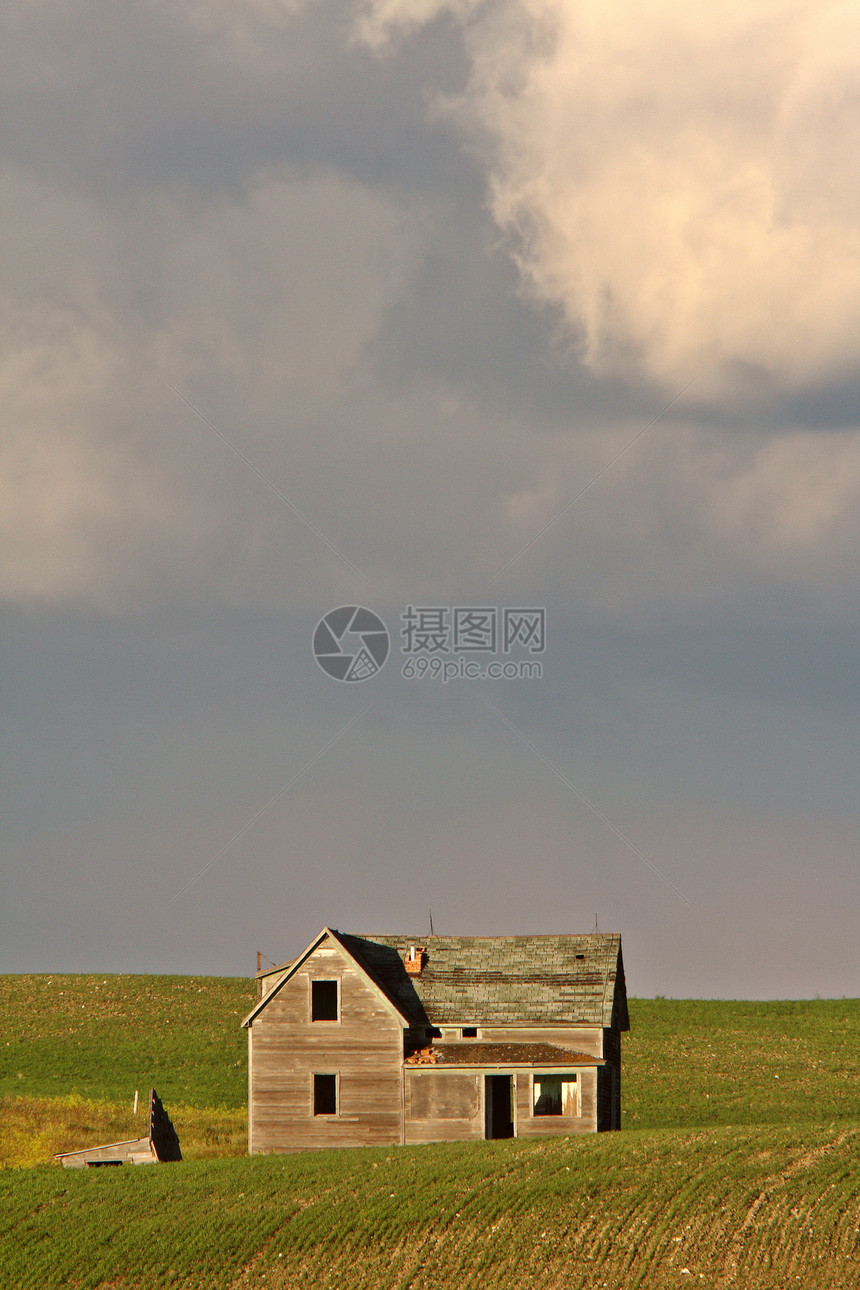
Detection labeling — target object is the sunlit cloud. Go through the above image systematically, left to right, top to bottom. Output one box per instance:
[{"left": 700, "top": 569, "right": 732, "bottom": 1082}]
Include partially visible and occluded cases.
[{"left": 359, "top": 0, "right": 860, "bottom": 395}]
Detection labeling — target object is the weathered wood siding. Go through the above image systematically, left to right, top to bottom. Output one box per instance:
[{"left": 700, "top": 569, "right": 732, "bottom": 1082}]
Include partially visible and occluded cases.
[
  {"left": 249, "top": 942, "right": 404, "bottom": 1153},
  {"left": 405, "top": 1065, "right": 599, "bottom": 1143},
  {"left": 515, "top": 1067, "right": 598, "bottom": 1137},
  {"left": 404, "top": 1071, "right": 483, "bottom": 1145},
  {"left": 56, "top": 1137, "right": 155, "bottom": 1168}
]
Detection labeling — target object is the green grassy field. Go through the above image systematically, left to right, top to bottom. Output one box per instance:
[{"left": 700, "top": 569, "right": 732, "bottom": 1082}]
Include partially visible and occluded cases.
[
  {"left": 0, "top": 974, "right": 251, "bottom": 1166},
  {"left": 0, "top": 974, "right": 250, "bottom": 1106},
  {"left": 1, "top": 977, "right": 858, "bottom": 1288},
  {"left": 625, "top": 997, "right": 859, "bottom": 1128}
]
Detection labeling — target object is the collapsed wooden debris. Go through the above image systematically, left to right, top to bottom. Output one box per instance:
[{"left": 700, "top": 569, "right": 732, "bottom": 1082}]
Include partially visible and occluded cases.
[{"left": 54, "top": 1087, "right": 182, "bottom": 1168}]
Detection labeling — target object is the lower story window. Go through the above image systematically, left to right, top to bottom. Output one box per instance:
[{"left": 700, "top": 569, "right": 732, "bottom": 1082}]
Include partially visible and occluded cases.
[
  {"left": 313, "top": 1073, "right": 337, "bottom": 1115},
  {"left": 533, "top": 1073, "right": 577, "bottom": 1116}
]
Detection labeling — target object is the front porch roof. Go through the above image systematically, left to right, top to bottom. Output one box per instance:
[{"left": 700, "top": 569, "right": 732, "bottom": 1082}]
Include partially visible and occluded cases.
[{"left": 404, "top": 1041, "right": 603, "bottom": 1067}]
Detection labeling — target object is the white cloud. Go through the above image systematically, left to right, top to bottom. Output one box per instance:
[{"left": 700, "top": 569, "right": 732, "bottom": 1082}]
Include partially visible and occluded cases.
[
  {"left": 7, "top": 0, "right": 860, "bottom": 620},
  {"left": 354, "top": 0, "right": 479, "bottom": 48},
  {"left": 359, "top": 0, "right": 860, "bottom": 395},
  {"left": 0, "top": 165, "right": 421, "bottom": 609},
  {"left": 155, "top": 169, "right": 418, "bottom": 412},
  {"left": 497, "top": 419, "right": 860, "bottom": 618}
]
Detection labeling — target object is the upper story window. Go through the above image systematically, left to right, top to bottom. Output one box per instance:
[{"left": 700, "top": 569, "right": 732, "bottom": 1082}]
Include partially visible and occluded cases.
[
  {"left": 311, "top": 979, "right": 339, "bottom": 1021},
  {"left": 461, "top": 1027, "right": 478, "bottom": 1038}
]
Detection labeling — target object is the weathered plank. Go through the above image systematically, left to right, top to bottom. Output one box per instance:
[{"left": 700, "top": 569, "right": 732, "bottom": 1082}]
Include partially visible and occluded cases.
[
  {"left": 249, "top": 945, "right": 404, "bottom": 1153},
  {"left": 55, "top": 1088, "right": 181, "bottom": 1168}
]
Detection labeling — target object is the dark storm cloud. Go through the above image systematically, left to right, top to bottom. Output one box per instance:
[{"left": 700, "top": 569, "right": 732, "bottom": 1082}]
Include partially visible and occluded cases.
[{"left": 2, "top": 0, "right": 860, "bottom": 996}]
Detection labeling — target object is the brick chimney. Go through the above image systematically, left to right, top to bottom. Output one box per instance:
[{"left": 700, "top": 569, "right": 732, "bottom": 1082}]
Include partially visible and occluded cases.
[{"left": 405, "top": 945, "right": 426, "bottom": 976}]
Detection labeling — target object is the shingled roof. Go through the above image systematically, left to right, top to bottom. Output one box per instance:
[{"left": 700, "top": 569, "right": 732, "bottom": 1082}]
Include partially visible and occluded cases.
[
  {"left": 338, "top": 932, "right": 628, "bottom": 1029},
  {"left": 404, "top": 1042, "right": 602, "bottom": 1066}
]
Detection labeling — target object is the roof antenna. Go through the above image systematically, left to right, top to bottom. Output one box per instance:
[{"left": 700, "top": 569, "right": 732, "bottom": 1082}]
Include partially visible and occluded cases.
[
  {"left": 428, "top": 907, "right": 435, "bottom": 937},
  {"left": 593, "top": 913, "right": 600, "bottom": 933}
]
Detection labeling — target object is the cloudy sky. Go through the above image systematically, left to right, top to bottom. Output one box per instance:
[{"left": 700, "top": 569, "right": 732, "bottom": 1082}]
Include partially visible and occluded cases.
[{"left": 4, "top": 0, "right": 860, "bottom": 997}]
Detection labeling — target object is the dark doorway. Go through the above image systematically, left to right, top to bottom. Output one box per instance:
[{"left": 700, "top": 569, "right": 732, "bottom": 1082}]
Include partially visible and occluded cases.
[{"left": 485, "top": 1075, "right": 514, "bottom": 1139}]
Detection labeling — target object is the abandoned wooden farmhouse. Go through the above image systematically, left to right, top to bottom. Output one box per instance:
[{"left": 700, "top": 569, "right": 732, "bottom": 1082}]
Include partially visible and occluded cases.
[{"left": 242, "top": 927, "right": 628, "bottom": 1153}]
